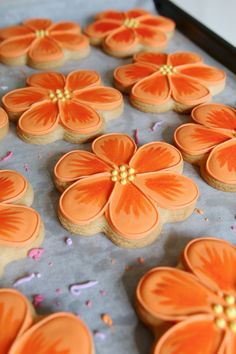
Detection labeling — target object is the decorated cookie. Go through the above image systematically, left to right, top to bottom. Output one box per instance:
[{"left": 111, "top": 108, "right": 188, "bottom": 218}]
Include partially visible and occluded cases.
[
  {"left": 84, "top": 8, "right": 175, "bottom": 57},
  {"left": 0, "top": 19, "right": 90, "bottom": 69},
  {"left": 114, "top": 51, "right": 226, "bottom": 113},
  {"left": 2, "top": 71, "right": 123, "bottom": 145},
  {"left": 175, "top": 103, "right": 236, "bottom": 192},
  {"left": 0, "top": 107, "right": 9, "bottom": 140},
  {"left": 54, "top": 133, "right": 199, "bottom": 248},
  {"left": 0, "top": 170, "right": 44, "bottom": 275},
  {"left": 136, "top": 237, "right": 236, "bottom": 353},
  {"left": 0, "top": 288, "right": 94, "bottom": 353}
]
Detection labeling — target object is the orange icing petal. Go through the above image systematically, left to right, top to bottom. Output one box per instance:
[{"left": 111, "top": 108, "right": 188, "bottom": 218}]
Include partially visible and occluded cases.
[
  {"left": 126, "top": 9, "right": 150, "bottom": 18},
  {"left": 96, "top": 10, "right": 124, "bottom": 21},
  {"left": 139, "top": 15, "right": 175, "bottom": 33},
  {"left": 23, "top": 18, "right": 52, "bottom": 30},
  {"left": 84, "top": 20, "right": 122, "bottom": 39},
  {"left": 48, "top": 21, "right": 80, "bottom": 34},
  {"left": 0, "top": 25, "right": 33, "bottom": 40},
  {"left": 134, "top": 26, "right": 167, "bottom": 47},
  {"left": 104, "top": 27, "right": 138, "bottom": 51},
  {"left": 50, "top": 32, "right": 89, "bottom": 51},
  {"left": 0, "top": 35, "right": 35, "bottom": 58},
  {"left": 28, "top": 37, "right": 63, "bottom": 63},
  {"left": 134, "top": 52, "right": 167, "bottom": 66},
  {"left": 168, "top": 52, "right": 202, "bottom": 66},
  {"left": 114, "top": 63, "right": 156, "bottom": 91},
  {"left": 178, "top": 64, "right": 226, "bottom": 84},
  {"left": 66, "top": 70, "right": 101, "bottom": 91},
  {"left": 27, "top": 72, "right": 65, "bottom": 90},
  {"left": 131, "top": 72, "right": 171, "bottom": 105},
  {"left": 169, "top": 74, "right": 210, "bottom": 105},
  {"left": 74, "top": 86, "right": 122, "bottom": 110},
  {"left": 3, "top": 88, "right": 48, "bottom": 113},
  {"left": 59, "top": 99, "right": 102, "bottom": 133},
  {"left": 18, "top": 101, "right": 59, "bottom": 136},
  {"left": 192, "top": 103, "right": 236, "bottom": 130},
  {"left": 0, "top": 107, "right": 8, "bottom": 129},
  {"left": 174, "top": 124, "right": 231, "bottom": 155},
  {"left": 92, "top": 133, "right": 136, "bottom": 167},
  {"left": 206, "top": 139, "right": 236, "bottom": 185},
  {"left": 130, "top": 141, "right": 182, "bottom": 173},
  {"left": 54, "top": 151, "right": 110, "bottom": 183},
  {"left": 0, "top": 170, "right": 27, "bottom": 203},
  {"left": 134, "top": 172, "right": 199, "bottom": 208},
  {"left": 59, "top": 175, "right": 114, "bottom": 224},
  {"left": 107, "top": 182, "right": 159, "bottom": 239},
  {"left": 0, "top": 204, "right": 40, "bottom": 247},
  {"left": 184, "top": 238, "right": 236, "bottom": 293},
  {"left": 137, "top": 267, "right": 214, "bottom": 320},
  {"left": 0, "top": 289, "right": 33, "bottom": 353},
  {"left": 9, "top": 313, "right": 93, "bottom": 354},
  {"left": 154, "top": 316, "right": 224, "bottom": 354}
]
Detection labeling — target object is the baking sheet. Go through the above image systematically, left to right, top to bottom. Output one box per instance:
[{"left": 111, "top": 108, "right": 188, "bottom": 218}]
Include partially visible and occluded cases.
[{"left": 0, "top": 0, "right": 235, "bottom": 353}]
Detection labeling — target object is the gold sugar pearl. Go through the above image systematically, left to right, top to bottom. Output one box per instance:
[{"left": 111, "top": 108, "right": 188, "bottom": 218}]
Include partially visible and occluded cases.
[
  {"left": 52, "top": 97, "right": 58, "bottom": 103},
  {"left": 119, "top": 165, "right": 126, "bottom": 172},
  {"left": 128, "top": 168, "right": 135, "bottom": 175},
  {"left": 111, "top": 170, "right": 118, "bottom": 176},
  {"left": 120, "top": 171, "right": 127, "bottom": 178},
  {"left": 128, "top": 175, "right": 135, "bottom": 182},
  {"left": 111, "top": 176, "right": 118, "bottom": 182},
  {"left": 120, "top": 179, "right": 127, "bottom": 185},
  {"left": 225, "top": 295, "right": 235, "bottom": 305},
  {"left": 213, "top": 304, "right": 223, "bottom": 315},
  {"left": 225, "top": 307, "right": 236, "bottom": 319},
  {"left": 215, "top": 318, "right": 226, "bottom": 329}
]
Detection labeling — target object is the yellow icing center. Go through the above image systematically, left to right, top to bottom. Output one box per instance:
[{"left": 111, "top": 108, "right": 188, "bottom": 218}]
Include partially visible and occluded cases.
[
  {"left": 123, "top": 18, "right": 139, "bottom": 28},
  {"left": 35, "top": 29, "right": 48, "bottom": 38},
  {"left": 159, "top": 65, "right": 177, "bottom": 75},
  {"left": 49, "top": 88, "right": 71, "bottom": 102},
  {"left": 110, "top": 166, "right": 135, "bottom": 184},
  {"left": 214, "top": 295, "right": 236, "bottom": 333}
]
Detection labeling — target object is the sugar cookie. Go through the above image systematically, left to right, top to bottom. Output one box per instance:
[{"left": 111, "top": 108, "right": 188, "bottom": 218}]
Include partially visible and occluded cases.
[{"left": 54, "top": 133, "right": 199, "bottom": 248}]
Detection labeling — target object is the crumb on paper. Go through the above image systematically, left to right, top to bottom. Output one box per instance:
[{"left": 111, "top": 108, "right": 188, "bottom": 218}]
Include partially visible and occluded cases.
[
  {"left": 194, "top": 208, "right": 204, "bottom": 215},
  {"left": 204, "top": 217, "right": 209, "bottom": 222},
  {"left": 231, "top": 225, "right": 236, "bottom": 231},
  {"left": 27, "top": 247, "right": 45, "bottom": 261},
  {"left": 138, "top": 257, "right": 145, "bottom": 264},
  {"left": 32, "top": 294, "right": 45, "bottom": 308},
  {"left": 85, "top": 300, "right": 92, "bottom": 308},
  {"left": 101, "top": 313, "right": 113, "bottom": 327},
  {"left": 93, "top": 330, "right": 106, "bottom": 340}
]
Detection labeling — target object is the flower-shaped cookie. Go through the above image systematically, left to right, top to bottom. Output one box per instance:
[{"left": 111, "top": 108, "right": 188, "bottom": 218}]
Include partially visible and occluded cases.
[
  {"left": 84, "top": 8, "right": 175, "bottom": 57},
  {"left": 0, "top": 18, "right": 90, "bottom": 68},
  {"left": 114, "top": 51, "right": 226, "bottom": 112},
  {"left": 2, "top": 71, "right": 123, "bottom": 145},
  {"left": 175, "top": 103, "right": 236, "bottom": 192},
  {"left": 0, "top": 107, "right": 8, "bottom": 140},
  {"left": 54, "top": 133, "right": 199, "bottom": 248},
  {"left": 0, "top": 170, "right": 43, "bottom": 275},
  {"left": 136, "top": 237, "right": 236, "bottom": 353},
  {"left": 0, "top": 288, "right": 93, "bottom": 353}
]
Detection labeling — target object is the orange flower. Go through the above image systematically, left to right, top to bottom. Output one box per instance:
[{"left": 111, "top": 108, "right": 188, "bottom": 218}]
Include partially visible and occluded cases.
[
  {"left": 84, "top": 8, "right": 175, "bottom": 57},
  {"left": 0, "top": 19, "right": 89, "bottom": 68},
  {"left": 114, "top": 52, "right": 226, "bottom": 112},
  {"left": 2, "top": 71, "right": 123, "bottom": 144},
  {"left": 175, "top": 103, "right": 236, "bottom": 191},
  {"left": 0, "top": 107, "right": 8, "bottom": 140},
  {"left": 55, "top": 133, "right": 199, "bottom": 246},
  {"left": 0, "top": 170, "right": 42, "bottom": 274},
  {"left": 136, "top": 237, "right": 236, "bottom": 353},
  {"left": 0, "top": 288, "right": 93, "bottom": 354}
]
